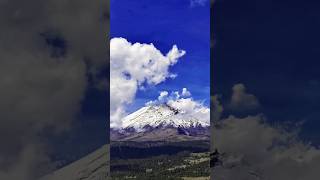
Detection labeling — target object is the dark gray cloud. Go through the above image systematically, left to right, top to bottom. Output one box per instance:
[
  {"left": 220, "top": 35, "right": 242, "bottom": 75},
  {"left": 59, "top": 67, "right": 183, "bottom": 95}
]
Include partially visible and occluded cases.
[
  {"left": 0, "top": 0, "right": 109, "bottom": 179},
  {"left": 229, "top": 83, "right": 260, "bottom": 111},
  {"left": 212, "top": 85, "right": 320, "bottom": 180},
  {"left": 210, "top": 95, "right": 223, "bottom": 151}
]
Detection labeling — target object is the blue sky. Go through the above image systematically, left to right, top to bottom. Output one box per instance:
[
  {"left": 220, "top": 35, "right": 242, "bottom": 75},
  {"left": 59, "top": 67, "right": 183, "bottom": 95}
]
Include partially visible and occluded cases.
[
  {"left": 111, "top": 0, "right": 210, "bottom": 112},
  {"left": 214, "top": 0, "right": 320, "bottom": 144}
]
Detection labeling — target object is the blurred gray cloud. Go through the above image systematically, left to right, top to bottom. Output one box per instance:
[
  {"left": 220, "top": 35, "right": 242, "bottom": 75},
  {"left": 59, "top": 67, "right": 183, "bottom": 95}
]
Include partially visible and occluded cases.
[
  {"left": 0, "top": 0, "right": 109, "bottom": 179},
  {"left": 229, "top": 83, "right": 260, "bottom": 111},
  {"left": 211, "top": 85, "right": 320, "bottom": 180}
]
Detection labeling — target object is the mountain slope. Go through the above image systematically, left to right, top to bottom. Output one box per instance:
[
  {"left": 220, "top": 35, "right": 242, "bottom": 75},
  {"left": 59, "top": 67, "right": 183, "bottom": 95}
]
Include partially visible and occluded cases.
[{"left": 40, "top": 145, "right": 109, "bottom": 180}]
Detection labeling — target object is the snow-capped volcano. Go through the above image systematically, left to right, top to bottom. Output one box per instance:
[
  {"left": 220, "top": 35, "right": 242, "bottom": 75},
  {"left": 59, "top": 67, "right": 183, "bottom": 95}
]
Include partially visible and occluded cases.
[{"left": 121, "top": 104, "right": 209, "bottom": 132}]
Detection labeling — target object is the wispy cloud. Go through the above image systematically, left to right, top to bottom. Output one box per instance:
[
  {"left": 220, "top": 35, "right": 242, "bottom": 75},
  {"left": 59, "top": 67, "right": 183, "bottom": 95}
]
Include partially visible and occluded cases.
[{"left": 190, "top": 0, "right": 208, "bottom": 7}]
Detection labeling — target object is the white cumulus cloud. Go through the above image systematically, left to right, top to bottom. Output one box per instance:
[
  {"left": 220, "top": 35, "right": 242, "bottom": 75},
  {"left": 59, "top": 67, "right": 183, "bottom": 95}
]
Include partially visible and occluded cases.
[
  {"left": 110, "top": 37, "right": 186, "bottom": 129},
  {"left": 182, "top": 87, "right": 191, "bottom": 97},
  {"left": 158, "top": 91, "right": 169, "bottom": 101}
]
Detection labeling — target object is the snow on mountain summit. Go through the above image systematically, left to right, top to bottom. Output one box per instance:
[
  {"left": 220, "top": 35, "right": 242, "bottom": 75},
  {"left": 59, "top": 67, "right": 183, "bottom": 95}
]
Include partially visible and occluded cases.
[{"left": 121, "top": 104, "right": 209, "bottom": 131}]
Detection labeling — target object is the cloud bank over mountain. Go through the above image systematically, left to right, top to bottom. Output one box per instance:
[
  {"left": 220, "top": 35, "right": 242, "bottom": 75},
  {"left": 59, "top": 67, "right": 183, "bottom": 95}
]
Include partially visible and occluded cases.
[
  {"left": 110, "top": 37, "right": 186, "bottom": 129},
  {"left": 146, "top": 88, "right": 210, "bottom": 125}
]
